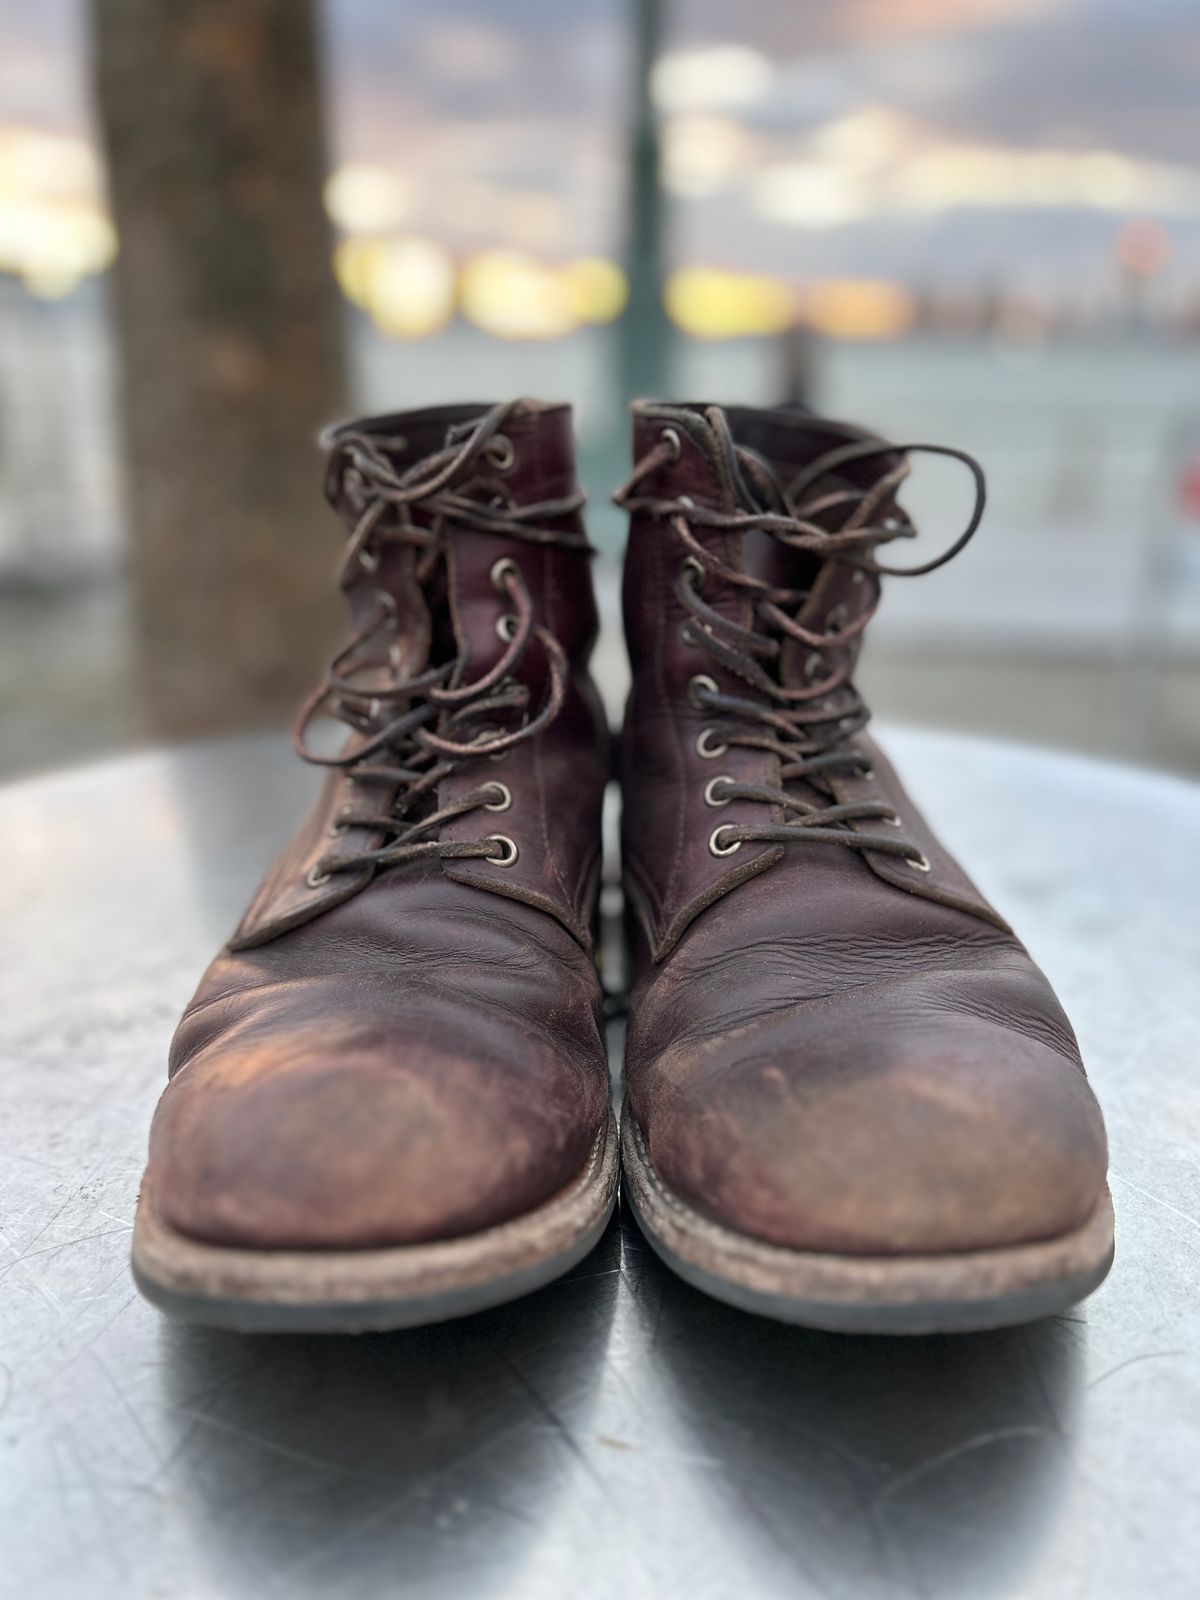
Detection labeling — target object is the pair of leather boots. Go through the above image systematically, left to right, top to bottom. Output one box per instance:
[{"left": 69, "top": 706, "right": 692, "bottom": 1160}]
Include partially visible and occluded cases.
[{"left": 132, "top": 398, "right": 1114, "bottom": 1335}]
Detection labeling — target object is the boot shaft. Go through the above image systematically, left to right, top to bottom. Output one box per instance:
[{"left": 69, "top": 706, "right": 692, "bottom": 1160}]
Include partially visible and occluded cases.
[
  {"left": 232, "top": 399, "right": 609, "bottom": 950},
  {"left": 324, "top": 400, "right": 599, "bottom": 687},
  {"left": 617, "top": 401, "right": 997, "bottom": 963},
  {"left": 620, "top": 401, "right": 901, "bottom": 709}
]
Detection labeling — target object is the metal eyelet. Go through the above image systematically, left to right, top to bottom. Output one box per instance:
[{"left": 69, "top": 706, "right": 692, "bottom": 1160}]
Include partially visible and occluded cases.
[
  {"left": 661, "top": 427, "right": 682, "bottom": 462},
  {"left": 485, "top": 434, "right": 515, "bottom": 471},
  {"left": 358, "top": 546, "right": 380, "bottom": 574},
  {"left": 681, "top": 555, "right": 705, "bottom": 587},
  {"left": 490, "top": 557, "right": 519, "bottom": 592},
  {"left": 851, "top": 569, "right": 866, "bottom": 587},
  {"left": 826, "top": 603, "right": 849, "bottom": 634},
  {"left": 495, "top": 614, "right": 519, "bottom": 642},
  {"left": 804, "top": 650, "right": 824, "bottom": 680},
  {"left": 688, "top": 673, "right": 718, "bottom": 710},
  {"left": 696, "top": 727, "right": 728, "bottom": 759},
  {"left": 858, "top": 764, "right": 875, "bottom": 780},
  {"left": 704, "top": 775, "right": 734, "bottom": 808},
  {"left": 484, "top": 781, "right": 512, "bottom": 812},
  {"left": 882, "top": 812, "right": 902, "bottom": 827},
  {"left": 328, "top": 815, "right": 350, "bottom": 836},
  {"left": 709, "top": 825, "right": 743, "bottom": 858},
  {"left": 487, "top": 834, "right": 519, "bottom": 867},
  {"left": 906, "top": 851, "right": 932, "bottom": 872},
  {"left": 306, "top": 864, "right": 332, "bottom": 888}
]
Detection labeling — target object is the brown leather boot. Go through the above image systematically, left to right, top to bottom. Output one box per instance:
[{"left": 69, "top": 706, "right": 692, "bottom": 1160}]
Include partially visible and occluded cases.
[
  {"left": 132, "top": 401, "right": 616, "bottom": 1330},
  {"left": 616, "top": 401, "right": 1113, "bottom": 1333}
]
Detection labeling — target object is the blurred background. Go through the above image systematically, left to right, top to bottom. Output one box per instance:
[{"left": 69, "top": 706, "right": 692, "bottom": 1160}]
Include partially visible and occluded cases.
[{"left": 2, "top": 0, "right": 1200, "bottom": 779}]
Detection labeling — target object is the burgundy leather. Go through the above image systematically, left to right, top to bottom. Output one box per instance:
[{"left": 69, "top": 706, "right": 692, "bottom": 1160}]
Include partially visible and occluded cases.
[
  {"left": 145, "top": 401, "right": 610, "bottom": 1250},
  {"left": 231, "top": 402, "right": 606, "bottom": 950},
  {"left": 620, "top": 402, "right": 1109, "bottom": 1256}
]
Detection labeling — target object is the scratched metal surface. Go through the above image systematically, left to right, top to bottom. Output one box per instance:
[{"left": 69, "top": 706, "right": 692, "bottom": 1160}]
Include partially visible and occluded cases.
[{"left": 2, "top": 728, "right": 1198, "bottom": 1599}]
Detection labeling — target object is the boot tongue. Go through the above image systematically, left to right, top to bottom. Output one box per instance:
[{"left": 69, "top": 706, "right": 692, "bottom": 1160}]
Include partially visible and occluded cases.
[
  {"left": 329, "top": 400, "right": 579, "bottom": 712},
  {"left": 442, "top": 401, "right": 579, "bottom": 686},
  {"left": 325, "top": 404, "right": 509, "bottom": 689},
  {"left": 709, "top": 409, "right": 876, "bottom": 728},
  {"left": 713, "top": 409, "right": 902, "bottom": 694},
  {"left": 714, "top": 418, "right": 813, "bottom": 599},
  {"left": 741, "top": 460, "right": 813, "bottom": 595}
]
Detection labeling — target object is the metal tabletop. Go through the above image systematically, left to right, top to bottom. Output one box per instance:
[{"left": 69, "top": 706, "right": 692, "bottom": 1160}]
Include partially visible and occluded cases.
[{"left": 2, "top": 728, "right": 1198, "bottom": 1600}]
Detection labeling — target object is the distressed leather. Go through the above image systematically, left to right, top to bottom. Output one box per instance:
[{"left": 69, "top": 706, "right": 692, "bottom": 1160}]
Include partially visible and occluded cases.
[
  {"left": 145, "top": 402, "right": 610, "bottom": 1251},
  {"left": 231, "top": 402, "right": 606, "bottom": 950},
  {"left": 621, "top": 402, "right": 1109, "bottom": 1256}
]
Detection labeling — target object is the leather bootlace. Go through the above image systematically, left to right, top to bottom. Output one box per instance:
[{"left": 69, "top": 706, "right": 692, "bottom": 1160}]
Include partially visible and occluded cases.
[
  {"left": 296, "top": 401, "right": 589, "bottom": 883},
  {"left": 614, "top": 411, "right": 985, "bottom": 868}
]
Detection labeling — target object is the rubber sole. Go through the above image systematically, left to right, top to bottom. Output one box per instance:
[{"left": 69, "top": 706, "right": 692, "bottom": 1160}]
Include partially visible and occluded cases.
[
  {"left": 131, "top": 1110, "right": 619, "bottom": 1333},
  {"left": 621, "top": 1113, "right": 1115, "bottom": 1335}
]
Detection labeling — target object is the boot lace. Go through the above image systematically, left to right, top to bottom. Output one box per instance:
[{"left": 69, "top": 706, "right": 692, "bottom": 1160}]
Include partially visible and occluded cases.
[
  {"left": 296, "top": 401, "right": 589, "bottom": 883},
  {"left": 614, "top": 412, "right": 985, "bottom": 870}
]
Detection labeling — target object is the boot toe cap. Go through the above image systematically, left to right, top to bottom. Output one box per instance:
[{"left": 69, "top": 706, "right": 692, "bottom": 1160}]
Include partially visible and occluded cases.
[
  {"left": 642, "top": 1005, "right": 1108, "bottom": 1256},
  {"left": 146, "top": 1019, "right": 605, "bottom": 1250}
]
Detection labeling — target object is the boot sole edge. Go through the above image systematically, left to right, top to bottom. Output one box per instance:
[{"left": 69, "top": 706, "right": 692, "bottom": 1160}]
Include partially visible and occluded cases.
[
  {"left": 130, "top": 1109, "right": 618, "bottom": 1333},
  {"left": 621, "top": 1112, "right": 1114, "bottom": 1335}
]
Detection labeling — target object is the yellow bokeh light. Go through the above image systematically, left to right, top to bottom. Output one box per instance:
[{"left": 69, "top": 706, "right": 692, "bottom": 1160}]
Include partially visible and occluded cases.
[
  {"left": 652, "top": 46, "right": 773, "bottom": 114},
  {"left": 0, "top": 126, "right": 115, "bottom": 295},
  {"left": 0, "top": 126, "right": 101, "bottom": 202},
  {"left": 751, "top": 162, "right": 870, "bottom": 229},
  {"left": 324, "top": 164, "right": 411, "bottom": 235},
  {"left": 0, "top": 199, "right": 116, "bottom": 297},
  {"left": 334, "top": 236, "right": 455, "bottom": 338},
  {"left": 333, "top": 237, "right": 375, "bottom": 310},
  {"left": 336, "top": 243, "right": 627, "bottom": 341},
  {"left": 460, "top": 249, "right": 578, "bottom": 340},
  {"left": 563, "top": 257, "right": 627, "bottom": 324},
  {"left": 665, "top": 267, "right": 794, "bottom": 339},
  {"left": 800, "top": 279, "right": 916, "bottom": 341}
]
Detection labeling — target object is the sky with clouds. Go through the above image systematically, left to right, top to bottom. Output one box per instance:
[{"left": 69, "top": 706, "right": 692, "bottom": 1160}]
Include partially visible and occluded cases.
[{"left": 3, "top": 0, "right": 1199, "bottom": 296}]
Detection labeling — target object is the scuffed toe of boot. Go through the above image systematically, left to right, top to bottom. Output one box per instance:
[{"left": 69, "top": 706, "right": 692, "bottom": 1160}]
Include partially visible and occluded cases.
[
  {"left": 617, "top": 401, "right": 1113, "bottom": 1328},
  {"left": 133, "top": 402, "right": 615, "bottom": 1330},
  {"left": 637, "top": 994, "right": 1108, "bottom": 1258},
  {"left": 146, "top": 1019, "right": 606, "bottom": 1251}
]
